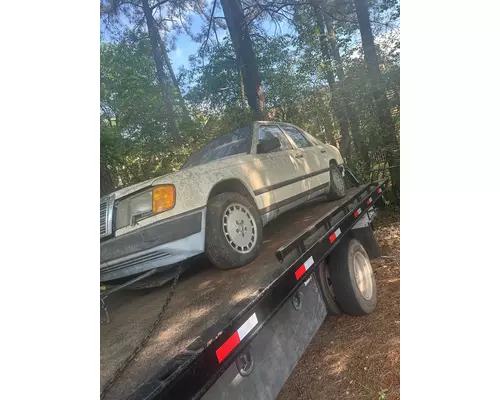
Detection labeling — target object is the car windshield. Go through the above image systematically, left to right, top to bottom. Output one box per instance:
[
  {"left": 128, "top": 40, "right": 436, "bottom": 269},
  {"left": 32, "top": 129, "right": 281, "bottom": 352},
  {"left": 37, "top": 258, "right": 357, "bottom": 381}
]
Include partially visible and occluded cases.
[{"left": 181, "top": 126, "right": 252, "bottom": 169}]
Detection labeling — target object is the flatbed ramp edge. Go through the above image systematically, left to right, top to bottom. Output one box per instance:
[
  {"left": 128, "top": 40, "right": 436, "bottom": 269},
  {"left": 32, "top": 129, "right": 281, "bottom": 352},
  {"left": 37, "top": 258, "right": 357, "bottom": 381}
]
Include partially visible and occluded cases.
[{"left": 102, "top": 179, "right": 388, "bottom": 400}]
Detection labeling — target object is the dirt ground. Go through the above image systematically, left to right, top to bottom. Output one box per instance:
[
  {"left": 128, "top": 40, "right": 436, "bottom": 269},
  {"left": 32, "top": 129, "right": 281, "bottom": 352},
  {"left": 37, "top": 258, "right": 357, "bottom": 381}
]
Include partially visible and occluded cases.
[{"left": 277, "top": 209, "right": 400, "bottom": 400}]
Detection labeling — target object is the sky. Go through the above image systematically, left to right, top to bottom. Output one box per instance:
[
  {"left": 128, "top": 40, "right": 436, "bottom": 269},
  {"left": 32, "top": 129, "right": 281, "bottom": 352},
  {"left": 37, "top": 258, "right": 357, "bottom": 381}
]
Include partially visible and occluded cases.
[{"left": 169, "top": 13, "right": 205, "bottom": 74}]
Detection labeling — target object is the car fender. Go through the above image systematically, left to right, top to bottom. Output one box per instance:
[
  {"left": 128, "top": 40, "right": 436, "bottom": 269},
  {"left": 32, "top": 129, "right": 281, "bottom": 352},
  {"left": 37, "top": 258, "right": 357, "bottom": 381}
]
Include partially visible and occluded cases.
[{"left": 327, "top": 144, "right": 344, "bottom": 166}]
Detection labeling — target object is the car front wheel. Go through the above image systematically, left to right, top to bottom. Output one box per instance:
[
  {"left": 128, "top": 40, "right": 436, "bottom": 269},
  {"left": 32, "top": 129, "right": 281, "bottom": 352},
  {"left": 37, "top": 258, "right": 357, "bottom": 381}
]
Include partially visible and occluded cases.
[{"left": 205, "top": 192, "right": 263, "bottom": 270}]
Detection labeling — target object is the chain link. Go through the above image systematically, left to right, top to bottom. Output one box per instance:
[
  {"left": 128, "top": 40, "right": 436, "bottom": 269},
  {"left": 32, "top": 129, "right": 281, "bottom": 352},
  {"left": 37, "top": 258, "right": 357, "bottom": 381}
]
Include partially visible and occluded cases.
[{"left": 100, "top": 264, "right": 182, "bottom": 399}]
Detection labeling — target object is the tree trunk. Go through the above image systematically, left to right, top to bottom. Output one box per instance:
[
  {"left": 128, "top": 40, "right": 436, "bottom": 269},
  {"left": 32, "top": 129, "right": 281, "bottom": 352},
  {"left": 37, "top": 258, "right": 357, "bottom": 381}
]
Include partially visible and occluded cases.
[
  {"left": 142, "top": 0, "right": 179, "bottom": 136},
  {"left": 220, "top": 0, "right": 267, "bottom": 120},
  {"left": 353, "top": 0, "right": 399, "bottom": 196},
  {"left": 313, "top": 7, "right": 350, "bottom": 153},
  {"left": 324, "top": 14, "right": 369, "bottom": 166},
  {"left": 159, "top": 36, "right": 189, "bottom": 119},
  {"left": 239, "top": 66, "right": 246, "bottom": 110},
  {"left": 323, "top": 117, "right": 335, "bottom": 145},
  {"left": 100, "top": 159, "right": 115, "bottom": 197}
]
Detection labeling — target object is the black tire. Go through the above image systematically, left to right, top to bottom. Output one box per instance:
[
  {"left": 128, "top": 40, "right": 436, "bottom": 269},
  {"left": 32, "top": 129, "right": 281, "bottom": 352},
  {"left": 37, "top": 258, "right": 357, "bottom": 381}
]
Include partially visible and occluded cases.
[
  {"left": 326, "top": 163, "right": 346, "bottom": 200},
  {"left": 205, "top": 192, "right": 263, "bottom": 270},
  {"left": 350, "top": 226, "right": 382, "bottom": 260},
  {"left": 329, "top": 238, "right": 377, "bottom": 316},
  {"left": 315, "top": 260, "right": 342, "bottom": 316}
]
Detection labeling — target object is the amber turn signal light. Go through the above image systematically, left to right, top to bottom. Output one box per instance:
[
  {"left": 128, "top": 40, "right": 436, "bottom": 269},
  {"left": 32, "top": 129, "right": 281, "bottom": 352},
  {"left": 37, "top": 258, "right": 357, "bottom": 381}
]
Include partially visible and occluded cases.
[{"left": 152, "top": 185, "right": 176, "bottom": 213}]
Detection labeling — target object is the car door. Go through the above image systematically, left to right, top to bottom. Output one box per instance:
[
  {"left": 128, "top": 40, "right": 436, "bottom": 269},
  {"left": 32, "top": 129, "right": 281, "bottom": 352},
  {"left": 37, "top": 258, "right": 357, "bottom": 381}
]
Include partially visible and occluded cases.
[
  {"left": 252, "top": 124, "right": 308, "bottom": 220},
  {"left": 280, "top": 124, "right": 331, "bottom": 193}
]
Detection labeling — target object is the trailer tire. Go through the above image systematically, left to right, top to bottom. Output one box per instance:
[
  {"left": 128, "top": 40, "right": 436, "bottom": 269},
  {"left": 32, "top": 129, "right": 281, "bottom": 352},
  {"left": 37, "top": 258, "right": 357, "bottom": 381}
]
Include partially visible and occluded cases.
[
  {"left": 326, "top": 163, "right": 346, "bottom": 200},
  {"left": 206, "top": 192, "right": 263, "bottom": 270},
  {"left": 329, "top": 238, "right": 377, "bottom": 316},
  {"left": 315, "top": 260, "right": 342, "bottom": 316}
]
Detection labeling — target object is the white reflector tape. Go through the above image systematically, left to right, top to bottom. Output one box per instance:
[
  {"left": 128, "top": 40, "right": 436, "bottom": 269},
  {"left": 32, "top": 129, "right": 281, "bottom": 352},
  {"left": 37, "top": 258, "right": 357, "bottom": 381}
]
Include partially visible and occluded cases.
[
  {"left": 329, "top": 227, "right": 341, "bottom": 243},
  {"left": 295, "top": 256, "right": 315, "bottom": 280},
  {"left": 304, "top": 256, "right": 314, "bottom": 270},
  {"left": 216, "top": 313, "right": 259, "bottom": 363},
  {"left": 237, "top": 313, "right": 258, "bottom": 340}
]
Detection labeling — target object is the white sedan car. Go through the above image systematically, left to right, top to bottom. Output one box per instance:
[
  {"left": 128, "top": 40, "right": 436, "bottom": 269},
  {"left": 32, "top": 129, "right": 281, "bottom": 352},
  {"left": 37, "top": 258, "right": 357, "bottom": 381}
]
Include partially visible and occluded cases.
[{"left": 100, "top": 121, "right": 346, "bottom": 283}]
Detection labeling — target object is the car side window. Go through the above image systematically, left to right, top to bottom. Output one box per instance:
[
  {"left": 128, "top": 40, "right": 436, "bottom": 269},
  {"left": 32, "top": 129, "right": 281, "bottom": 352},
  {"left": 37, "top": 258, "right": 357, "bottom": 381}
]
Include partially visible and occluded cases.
[
  {"left": 258, "top": 125, "right": 293, "bottom": 153},
  {"left": 281, "top": 126, "right": 312, "bottom": 148},
  {"left": 304, "top": 132, "right": 322, "bottom": 146}
]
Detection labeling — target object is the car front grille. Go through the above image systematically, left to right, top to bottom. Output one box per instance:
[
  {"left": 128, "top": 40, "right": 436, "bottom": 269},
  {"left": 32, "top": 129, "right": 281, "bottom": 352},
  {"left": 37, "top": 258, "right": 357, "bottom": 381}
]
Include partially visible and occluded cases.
[
  {"left": 100, "top": 196, "right": 114, "bottom": 238},
  {"left": 100, "top": 202, "right": 107, "bottom": 235}
]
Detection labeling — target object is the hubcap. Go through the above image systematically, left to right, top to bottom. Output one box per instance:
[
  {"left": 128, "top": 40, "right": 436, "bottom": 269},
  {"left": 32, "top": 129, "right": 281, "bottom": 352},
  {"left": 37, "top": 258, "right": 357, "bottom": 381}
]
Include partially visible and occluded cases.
[
  {"left": 331, "top": 166, "right": 345, "bottom": 191},
  {"left": 223, "top": 203, "right": 257, "bottom": 254},
  {"left": 353, "top": 251, "right": 374, "bottom": 300}
]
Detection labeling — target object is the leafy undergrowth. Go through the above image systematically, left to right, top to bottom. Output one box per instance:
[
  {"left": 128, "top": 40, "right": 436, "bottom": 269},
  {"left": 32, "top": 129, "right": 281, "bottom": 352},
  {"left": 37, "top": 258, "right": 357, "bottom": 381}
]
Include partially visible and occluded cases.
[{"left": 278, "top": 208, "right": 400, "bottom": 400}]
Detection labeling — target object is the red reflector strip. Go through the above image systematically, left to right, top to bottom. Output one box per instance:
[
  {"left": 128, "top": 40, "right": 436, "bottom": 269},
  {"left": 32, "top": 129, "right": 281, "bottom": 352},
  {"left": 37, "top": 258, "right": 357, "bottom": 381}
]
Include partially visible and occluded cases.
[
  {"left": 377, "top": 188, "right": 382, "bottom": 194},
  {"left": 366, "top": 197, "right": 372, "bottom": 205},
  {"left": 353, "top": 208, "right": 362, "bottom": 218},
  {"left": 329, "top": 228, "right": 342, "bottom": 243},
  {"left": 295, "top": 256, "right": 314, "bottom": 280},
  {"left": 295, "top": 265, "right": 306, "bottom": 280},
  {"left": 216, "top": 313, "right": 258, "bottom": 363},
  {"left": 215, "top": 332, "right": 239, "bottom": 364}
]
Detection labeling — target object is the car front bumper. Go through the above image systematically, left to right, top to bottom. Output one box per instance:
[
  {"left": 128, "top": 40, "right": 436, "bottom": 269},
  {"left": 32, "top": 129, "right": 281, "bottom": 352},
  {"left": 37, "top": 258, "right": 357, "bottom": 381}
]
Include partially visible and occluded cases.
[{"left": 100, "top": 207, "right": 206, "bottom": 282}]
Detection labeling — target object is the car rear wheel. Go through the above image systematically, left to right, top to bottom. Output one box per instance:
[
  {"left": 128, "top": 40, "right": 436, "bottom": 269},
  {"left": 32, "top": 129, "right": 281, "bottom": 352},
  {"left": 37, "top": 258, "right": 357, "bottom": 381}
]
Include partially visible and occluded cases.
[
  {"left": 326, "top": 163, "right": 346, "bottom": 200},
  {"left": 205, "top": 192, "right": 263, "bottom": 270},
  {"left": 329, "top": 238, "right": 377, "bottom": 316},
  {"left": 315, "top": 260, "right": 342, "bottom": 316}
]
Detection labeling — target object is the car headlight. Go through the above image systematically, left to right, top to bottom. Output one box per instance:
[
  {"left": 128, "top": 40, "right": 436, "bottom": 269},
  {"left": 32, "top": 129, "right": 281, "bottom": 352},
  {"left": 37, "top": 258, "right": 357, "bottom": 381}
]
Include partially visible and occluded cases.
[{"left": 115, "top": 185, "right": 176, "bottom": 230}]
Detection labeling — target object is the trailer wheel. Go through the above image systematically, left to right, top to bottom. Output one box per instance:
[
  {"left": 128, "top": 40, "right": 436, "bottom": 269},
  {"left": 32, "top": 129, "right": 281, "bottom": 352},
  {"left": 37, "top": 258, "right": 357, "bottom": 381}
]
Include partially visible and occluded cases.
[
  {"left": 326, "top": 163, "right": 346, "bottom": 200},
  {"left": 206, "top": 192, "right": 263, "bottom": 270},
  {"left": 329, "top": 238, "right": 377, "bottom": 316},
  {"left": 315, "top": 260, "right": 342, "bottom": 316}
]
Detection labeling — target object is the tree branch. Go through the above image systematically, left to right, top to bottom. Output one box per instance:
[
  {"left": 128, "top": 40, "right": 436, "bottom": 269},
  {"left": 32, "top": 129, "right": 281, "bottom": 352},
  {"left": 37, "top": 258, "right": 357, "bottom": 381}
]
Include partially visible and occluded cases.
[
  {"left": 151, "top": 0, "right": 169, "bottom": 11},
  {"left": 201, "top": 0, "right": 218, "bottom": 52},
  {"left": 243, "top": 1, "right": 358, "bottom": 25}
]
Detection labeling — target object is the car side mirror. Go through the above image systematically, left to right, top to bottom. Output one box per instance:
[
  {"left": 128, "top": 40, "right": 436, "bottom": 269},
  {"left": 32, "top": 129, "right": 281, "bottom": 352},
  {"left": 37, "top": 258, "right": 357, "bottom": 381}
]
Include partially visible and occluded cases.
[{"left": 257, "top": 137, "right": 281, "bottom": 154}]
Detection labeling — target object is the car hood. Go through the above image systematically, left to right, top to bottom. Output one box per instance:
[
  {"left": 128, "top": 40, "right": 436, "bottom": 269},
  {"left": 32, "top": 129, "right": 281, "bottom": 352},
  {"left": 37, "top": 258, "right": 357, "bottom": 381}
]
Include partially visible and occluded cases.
[
  {"left": 104, "top": 155, "right": 251, "bottom": 201},
  {"left": 105, "top": 167, "right": 205, "bottom": 201},
  {"left": 108, "top": 170, "right": 190, "bottom": 200},
  {"left": 107, "top": 178, "right": 159, "bottom": 200}
]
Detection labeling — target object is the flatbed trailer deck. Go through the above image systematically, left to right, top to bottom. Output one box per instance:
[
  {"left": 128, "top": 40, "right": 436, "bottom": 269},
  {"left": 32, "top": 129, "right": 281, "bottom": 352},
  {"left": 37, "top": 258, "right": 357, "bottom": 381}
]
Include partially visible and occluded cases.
[{"left": 100, "top": 179, "right": 388, "bottom": 400}]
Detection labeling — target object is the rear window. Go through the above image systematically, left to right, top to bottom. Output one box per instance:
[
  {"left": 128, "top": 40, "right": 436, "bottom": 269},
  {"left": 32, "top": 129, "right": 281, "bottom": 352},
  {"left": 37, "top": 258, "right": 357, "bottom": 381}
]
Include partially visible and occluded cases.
[{"left": 182, "top": 126, "right": 252, "bottom": 169}]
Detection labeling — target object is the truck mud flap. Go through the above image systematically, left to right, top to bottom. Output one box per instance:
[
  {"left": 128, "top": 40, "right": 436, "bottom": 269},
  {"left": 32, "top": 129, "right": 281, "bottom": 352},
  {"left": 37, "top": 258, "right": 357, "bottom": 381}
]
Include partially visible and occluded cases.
[{"left": 201, "top": 275, "right": 326, "bottom": 400}]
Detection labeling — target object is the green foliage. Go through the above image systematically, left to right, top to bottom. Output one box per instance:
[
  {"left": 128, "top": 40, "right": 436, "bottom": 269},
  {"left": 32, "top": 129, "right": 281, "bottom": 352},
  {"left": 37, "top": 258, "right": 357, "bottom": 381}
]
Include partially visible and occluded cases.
[
  {"left": 100, "top": 0, "right": 400, "bottom": 193},
  {"left": 100, "top": 33, "right": 195, "bottom": 189},
  {"left": 378, "top": 388, "right": 389, "bottom": 400}
]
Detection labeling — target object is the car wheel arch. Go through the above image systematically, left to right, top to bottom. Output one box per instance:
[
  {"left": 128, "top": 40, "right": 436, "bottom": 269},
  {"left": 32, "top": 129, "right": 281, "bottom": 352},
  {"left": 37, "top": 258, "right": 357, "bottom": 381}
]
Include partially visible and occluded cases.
[{"left": 207, "top": 178, "right": 257, "bottom": 206}]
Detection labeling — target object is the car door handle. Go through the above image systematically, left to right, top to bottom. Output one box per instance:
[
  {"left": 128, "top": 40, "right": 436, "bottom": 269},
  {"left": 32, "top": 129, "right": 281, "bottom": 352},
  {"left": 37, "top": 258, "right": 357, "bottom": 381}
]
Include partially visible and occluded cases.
[
  {"left": 320, "top": 149, "right": 327, "bottom": 153},
  {"left": 294, "top": 153, "right": 304, "bottom": 159}
]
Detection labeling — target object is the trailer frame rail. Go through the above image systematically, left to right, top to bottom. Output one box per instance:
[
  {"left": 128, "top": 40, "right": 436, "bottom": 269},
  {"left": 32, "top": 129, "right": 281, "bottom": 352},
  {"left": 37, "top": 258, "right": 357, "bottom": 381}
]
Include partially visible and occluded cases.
[{"left": 130, "top": 178, "right": 389, "bottom": 400}]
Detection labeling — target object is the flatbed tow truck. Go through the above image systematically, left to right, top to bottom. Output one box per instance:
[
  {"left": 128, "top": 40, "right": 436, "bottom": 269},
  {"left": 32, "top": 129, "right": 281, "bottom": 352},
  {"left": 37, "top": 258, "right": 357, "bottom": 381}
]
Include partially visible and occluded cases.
[{"left": 100, "top": 176, "right": 389, "bottom": 400}]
